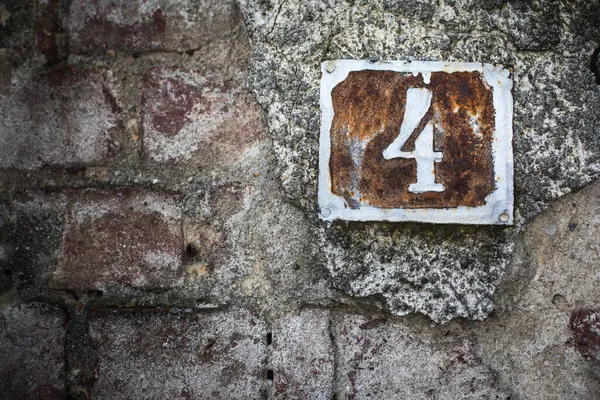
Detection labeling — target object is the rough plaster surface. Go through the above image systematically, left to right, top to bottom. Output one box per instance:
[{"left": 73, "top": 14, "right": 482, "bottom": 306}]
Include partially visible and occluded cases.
[
  {"left": 238, "top": 0, "right": 600, "bottom": 322},
  {"left": 473, "top": 178, "right": 600, "bottom": 399}
]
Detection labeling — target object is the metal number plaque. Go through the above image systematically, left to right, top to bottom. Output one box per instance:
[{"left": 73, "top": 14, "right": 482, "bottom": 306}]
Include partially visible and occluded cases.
[{"left": 318, "top": 60, "right": 514, "bottom": 225}]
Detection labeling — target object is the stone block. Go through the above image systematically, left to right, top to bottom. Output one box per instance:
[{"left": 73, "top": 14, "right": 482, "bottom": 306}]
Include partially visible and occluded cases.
[
  {"left": 67, "top": 0, "right": 242, "bottom": 54},
  {"left": 141, "top": 66, "right": 265, "bottom": 166},
  {"left": 0, "top": 67, "right": 117, "bottom": 169},
  {"left": 477, "top": 179, "right": 600, "bottom": 398},
  {"left": 50, "top": 189, "right": 184, "bottom": 291},
  {"left": 3, "top": 191, "right": 67, "bottom": 291},
  {"left": 0, "top": 303, "right": 66, "bottom": 398},
  {"left": 89, "top": 307, "right": 267, "bottom": 399},
  {"left": 270, "top": 310, "right": 334, "bottom": 399},
  {"left": 332, "top": 313, "right": 505, "bottom": 399}
]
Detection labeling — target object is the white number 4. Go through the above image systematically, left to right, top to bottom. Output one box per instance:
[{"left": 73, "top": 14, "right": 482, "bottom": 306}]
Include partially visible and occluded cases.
[{"left": 382, "top": 87, "right": 445, "bottom": 194}]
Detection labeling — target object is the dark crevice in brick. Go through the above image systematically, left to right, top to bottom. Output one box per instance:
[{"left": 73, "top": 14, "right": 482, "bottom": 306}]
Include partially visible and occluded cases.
[
  {"left": 590, "top": 46, "right": 600, "bottom": 85},
  {"left": 101, "top": 83, "right": 121, "bottom": 114},
  {"left": 184, "top": 243, "right": 199, "bottom": 260},
  {"left": 63, "top": 290, "right": 80, "bottom": 301},
  {"left": 87, "top": 290, "right": 103, "bottom": 299},
  {"left": 64, "top": 308, "right": 97, "bottom": 400},
  {"left": 328, "top": 312, "right": 341, "bottom": 400},
  {"left": 264, "top": 320, "right": 274, "bottom": 399},
  {"left": 266, "top": 332, "right": 273, "bottom": 345}
]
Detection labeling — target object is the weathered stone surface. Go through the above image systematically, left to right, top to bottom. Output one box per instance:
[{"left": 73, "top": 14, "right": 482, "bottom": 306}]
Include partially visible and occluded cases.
[
  {"left": 34, "top": 0, "right": 66, "bottom": 63},
  {"left": 67, "top": 0, "right": 243, "bottom": 55},
  {"left": 238, "top": 0, "right": 600, "bottom": 322},
  {"left": 0, "top": 50, "right": 13, "bottom": 95},
  {"left": 141, "top": 66, "right": 265, "bottom": 167},
  {"left": 0, "top": 67, "right": 117, "bottom": 169},
  {"left": 181, "top": 175, "right": 333, "bottom": 312},
  {"left": 474, "top": 178, "right": 600, "bottom": 399},
  {"left": 496, "top": 178, "right": 600, "bottom": 314},
  {"left": 183, "top": 181, "right": 250, "bottom": 289},
  {"left": 236, "top": 182, "right": 336, "bottom": 312},
  {"left": 51, "top": 189, "right": 183, "bottom": 291},
  {"left": 0, "top": 302, "right": 66, "bottom": 398},
  {"left": 89, "top": 308, "right": 267, "bottom": 399},
  {"left": 270, "top": 309, "right": 334, "bottom": 399},
  {"left": 331, "top": 312, "right": 505, "bottom": 399}
]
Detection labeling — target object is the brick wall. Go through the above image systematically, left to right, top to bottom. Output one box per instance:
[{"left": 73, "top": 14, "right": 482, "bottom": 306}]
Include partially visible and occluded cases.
[{"left": 1, "top": 0, "right": 600, "bottom": 399}]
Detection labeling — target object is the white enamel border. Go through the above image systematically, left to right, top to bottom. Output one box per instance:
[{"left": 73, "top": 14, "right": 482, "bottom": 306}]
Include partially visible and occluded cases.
[{"left": 318, "top": 60, "right": 514, "bottom": 225}]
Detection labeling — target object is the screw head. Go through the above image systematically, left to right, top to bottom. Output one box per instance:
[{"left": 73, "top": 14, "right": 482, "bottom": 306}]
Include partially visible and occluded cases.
[
  {"left": 326, "top": 62, "right": 336, "bottom": 73},
  {"left": 321, "top": 207, "right": 332, "bottom": 218},
  {"left": 499, "top": 213, "right": 510, "bottom": 223}
]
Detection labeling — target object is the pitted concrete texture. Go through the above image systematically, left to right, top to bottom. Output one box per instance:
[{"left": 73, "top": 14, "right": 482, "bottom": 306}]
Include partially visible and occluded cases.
[{"left": 238, "top": 0, "right": 600, "bottom": 322}]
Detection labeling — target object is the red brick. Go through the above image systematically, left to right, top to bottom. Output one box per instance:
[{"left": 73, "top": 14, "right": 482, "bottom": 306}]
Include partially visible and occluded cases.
[
  {"left": 67, "top": 0, "right": 242, "bottom": 54},
  {"left": 141, "top": 66, "right": 265, "bottom": 166},
  {"left": 0, "top": 67, "right": 117, "bottom": 169},
  {"left": 50, "top": 189, "right": 183, "bottom": 291},
  {"left": 0, "top": 303, "right": 66, "bottom": 398},
  {"left": 89, "top": 308, "right": 267, "bottom": 399},
  {"left": 270, "top": 310, "right": 334, "bottom": 399}
]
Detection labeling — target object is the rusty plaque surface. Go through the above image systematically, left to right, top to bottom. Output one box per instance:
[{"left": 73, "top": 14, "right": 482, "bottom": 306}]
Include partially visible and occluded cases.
[{"left": 318, "top": 60, "right": 513, "bottom": 225}]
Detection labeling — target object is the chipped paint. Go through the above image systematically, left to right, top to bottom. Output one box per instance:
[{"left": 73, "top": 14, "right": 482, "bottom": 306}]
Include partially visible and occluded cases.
[{"left": 319, "top": 60, "right": 514, "bottom": 225}]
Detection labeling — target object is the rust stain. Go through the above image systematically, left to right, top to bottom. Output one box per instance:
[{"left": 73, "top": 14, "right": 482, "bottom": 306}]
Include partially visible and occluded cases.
[{"left": 329, "top": 70, "right": 496, "bottom": 209}]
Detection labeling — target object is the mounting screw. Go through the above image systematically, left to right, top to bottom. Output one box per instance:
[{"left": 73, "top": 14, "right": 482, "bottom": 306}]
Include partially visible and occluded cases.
[
  {"left": 326, "top": 62, "right": 336, "bottom": 73},
  {"left": 321, "top": 207, "right": 332, "bottom": 218},
  {"left": 499, "top": 213, "right": 510, "bottom": 223}
]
